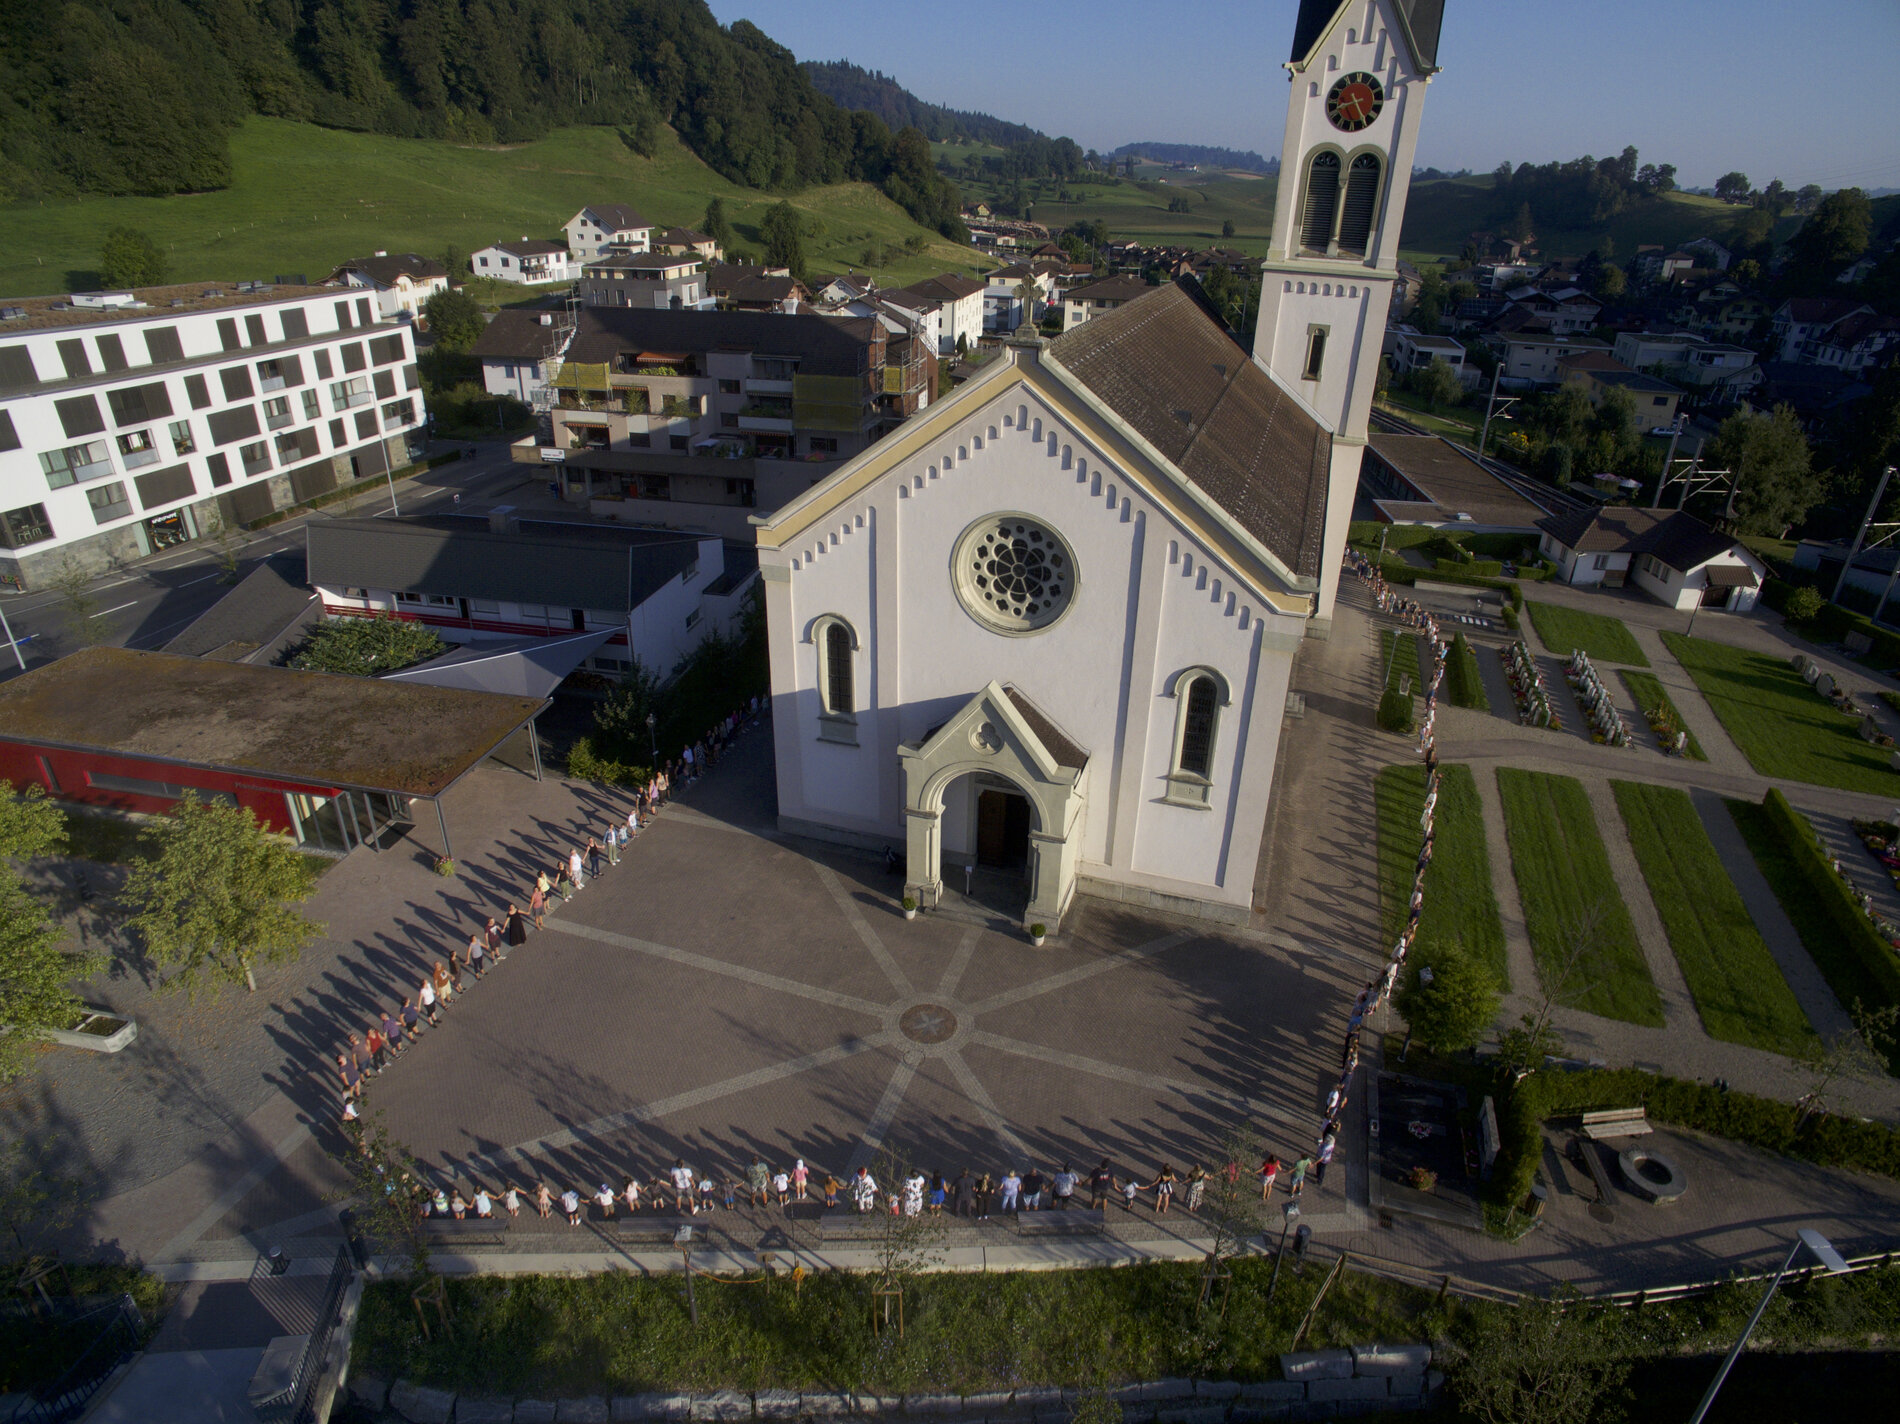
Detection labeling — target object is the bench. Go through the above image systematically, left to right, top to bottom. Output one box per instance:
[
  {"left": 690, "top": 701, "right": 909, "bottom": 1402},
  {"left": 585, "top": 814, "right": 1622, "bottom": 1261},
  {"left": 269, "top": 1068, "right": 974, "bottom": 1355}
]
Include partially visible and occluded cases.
[
  {"left": 1580, "top": 1107, "right": 1651, "bottom": 1140},
  {"left": 1015, "top": 1207, "right": 1106, "bottom": 1238},
  {"left": 616, "top": 1215, "right": 707, "bottom": 1245},
  {"left": 420, "top": 1216, "right": 508, "bottom": 1246}
]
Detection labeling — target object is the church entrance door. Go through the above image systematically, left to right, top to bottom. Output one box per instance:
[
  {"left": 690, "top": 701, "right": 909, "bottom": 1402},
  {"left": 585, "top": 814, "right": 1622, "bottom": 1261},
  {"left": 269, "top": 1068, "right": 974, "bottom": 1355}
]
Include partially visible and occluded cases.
[{"left": 976, "top": 790, "right": 1032, "bottom": 869}]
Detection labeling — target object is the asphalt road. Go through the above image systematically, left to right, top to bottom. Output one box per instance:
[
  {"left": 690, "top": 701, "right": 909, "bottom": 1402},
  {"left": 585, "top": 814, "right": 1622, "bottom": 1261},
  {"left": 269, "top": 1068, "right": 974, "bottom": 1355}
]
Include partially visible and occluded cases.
[{"left": 0, "top": 440, "right": 542, "bottom": 680}]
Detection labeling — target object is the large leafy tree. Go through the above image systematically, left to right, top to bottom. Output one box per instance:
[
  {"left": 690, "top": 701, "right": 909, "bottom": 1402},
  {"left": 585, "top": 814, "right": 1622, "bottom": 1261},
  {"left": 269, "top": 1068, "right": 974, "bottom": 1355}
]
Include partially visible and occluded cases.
[
  {"left": 1782, "top": 187, "right": 1872, "bottom": 291},
  {"left": 701, "top": 197, "right": 734, "bottom": 252},
  {"left": 759, "top": 201, "right": 808, "bottom": 281},
  {"left": 98, "top": 226, "right": 168, "bottom": 287},
  {"left": 422, "top": 288, "right": 485, "bottom": 352},
  {"left": 1709, "top": 404, "right": 1819, "bottom": 535},
  {"left": 288, "top": 615, "right": 444, "bottom": 676},
  {"left": 0, "top": 782, "right": 93, "bottom": 1081},
  {"left": 0, "top": 782, "right": 65, "bottom": 862},
  {"left": 122, "top": 796, "right": 322, "bottom": 995},
  {"left": 1394, "top": 942, "right": 1500, "bottom": 1053},
  {"left": 1452, "top": 1287, "right": 1631, "bottom": 1424}
]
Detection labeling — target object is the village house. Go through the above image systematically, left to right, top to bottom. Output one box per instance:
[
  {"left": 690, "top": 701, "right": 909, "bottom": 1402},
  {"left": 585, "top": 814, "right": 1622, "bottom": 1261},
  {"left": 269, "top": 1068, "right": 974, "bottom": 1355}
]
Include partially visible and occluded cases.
[
  {"left": 562, "top": 204, "right": 655, "bottom": 262},
  {"left": 472, "top": 240, "right": 574, "bottom": 286},
  {"left": 326, "top": 252, "right": 449, "bottom": 321},
  {"left": 1537, "top": 505, "right": 1766, "bottom": 611}
]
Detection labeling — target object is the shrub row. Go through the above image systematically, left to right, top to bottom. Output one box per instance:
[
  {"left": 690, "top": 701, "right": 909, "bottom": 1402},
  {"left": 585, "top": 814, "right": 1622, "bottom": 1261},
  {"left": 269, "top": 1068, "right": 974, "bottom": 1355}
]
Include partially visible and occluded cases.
[
  {"left": 1435, "top": 557, "right": 1505, "bottom": 578},
  {"left": 1760, "top": 573, "right": 1900, "bottom": 668},
  {"left": 1377, "top": 686, "right": 1414, "bottom": 734},
  {"left": 566, "top": 736, "right": 652, "bottom": 788},
  {"left": 1756, "top": 787, "right": 1900, "bottom": 1011},
  {"left": 1491, "top": 1064, "right": 1900, "bottom": 1212}
]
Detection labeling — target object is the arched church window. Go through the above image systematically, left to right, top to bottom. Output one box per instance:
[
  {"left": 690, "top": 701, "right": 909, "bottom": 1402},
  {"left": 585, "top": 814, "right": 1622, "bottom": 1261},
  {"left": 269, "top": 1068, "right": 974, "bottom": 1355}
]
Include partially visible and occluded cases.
[
  {"left": 1300, "top": 153, "right": 1341, "bottom": 253},
  {"left": 1339, "top": 154, "right": 1382, "bottom": 255},
  {"left": 813, "top": 616, "right": 858, "bottom": 743},
  {"left": 824, "top": 623, "right": 853, "bottom": 716},
  {"left": 1163, "top": 668, "right": 1229, "bottom": 807}
]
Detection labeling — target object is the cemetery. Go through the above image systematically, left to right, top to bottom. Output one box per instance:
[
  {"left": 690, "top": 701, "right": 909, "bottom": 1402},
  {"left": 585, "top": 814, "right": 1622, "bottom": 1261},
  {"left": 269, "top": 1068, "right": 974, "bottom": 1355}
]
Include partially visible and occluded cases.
[
  {"left": 1501, "top": 640, "right": 1562, "bottom": 730},
  {"left": 1564, "top": 649, "right": 1634, "bottom": 748}
]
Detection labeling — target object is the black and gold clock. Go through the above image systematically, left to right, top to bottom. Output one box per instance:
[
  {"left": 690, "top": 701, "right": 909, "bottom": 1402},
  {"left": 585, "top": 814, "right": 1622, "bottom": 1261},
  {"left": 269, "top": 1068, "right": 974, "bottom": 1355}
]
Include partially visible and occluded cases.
[{"left": 1325, "top": 72, "right": 1384, "bottom": 132}]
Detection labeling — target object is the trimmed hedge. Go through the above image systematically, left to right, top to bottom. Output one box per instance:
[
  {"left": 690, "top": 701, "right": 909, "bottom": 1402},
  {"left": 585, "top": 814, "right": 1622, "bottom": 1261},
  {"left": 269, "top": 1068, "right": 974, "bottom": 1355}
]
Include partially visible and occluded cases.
[
  {"left": 1435, "top": 557, "right": 1505, "bottom": 577},
  {"left": 1377, "top": 686, "right": 1415, "bottom": 734},
  {"left": 566, "top": 736, "right": 651, "bottom": 788},
  {"left": 1755, "top": 787, "right": 1900, "bottom": 1014},
  {"left": 1491, "top": 1066, "right": 1900, "bottom": 1212}
]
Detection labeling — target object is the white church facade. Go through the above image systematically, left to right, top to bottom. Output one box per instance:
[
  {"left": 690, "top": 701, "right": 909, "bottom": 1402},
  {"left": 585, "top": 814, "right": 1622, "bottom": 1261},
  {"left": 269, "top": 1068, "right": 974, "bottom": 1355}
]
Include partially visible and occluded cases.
[{"left": 754, "top": 0, "right": 1445, "bottom": 930}]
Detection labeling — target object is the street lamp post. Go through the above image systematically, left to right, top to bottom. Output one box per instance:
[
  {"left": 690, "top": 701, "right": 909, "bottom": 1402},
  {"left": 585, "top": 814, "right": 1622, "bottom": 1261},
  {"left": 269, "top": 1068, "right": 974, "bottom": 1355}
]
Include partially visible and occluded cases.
[
  {"left": 1265, "top": 1201, "right": 1301, "bottom": 1302},
  {"left": 1688, "top": 1228, "right": 1849, "bottom": 1424}
]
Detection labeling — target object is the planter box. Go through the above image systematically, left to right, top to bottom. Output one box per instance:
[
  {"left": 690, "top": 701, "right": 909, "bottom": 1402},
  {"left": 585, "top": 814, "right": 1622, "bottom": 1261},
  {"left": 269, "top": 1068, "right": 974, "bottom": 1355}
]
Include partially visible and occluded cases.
[{"left": 45, "top": 1009, "right": 138, "bottom": 1053}]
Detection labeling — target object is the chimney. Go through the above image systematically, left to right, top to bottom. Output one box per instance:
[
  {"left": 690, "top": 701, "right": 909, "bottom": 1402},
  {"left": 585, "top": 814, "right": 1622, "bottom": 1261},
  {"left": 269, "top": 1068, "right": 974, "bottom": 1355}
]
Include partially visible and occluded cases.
[
  {"left": 374, "top": 249, "right": 388, "bottom": 258},
  {"left": 539, "top": 313, "right": 553, "bottom": 326},
  {"left": 488, "top": 505, "right": 520, "bottom": 536}
]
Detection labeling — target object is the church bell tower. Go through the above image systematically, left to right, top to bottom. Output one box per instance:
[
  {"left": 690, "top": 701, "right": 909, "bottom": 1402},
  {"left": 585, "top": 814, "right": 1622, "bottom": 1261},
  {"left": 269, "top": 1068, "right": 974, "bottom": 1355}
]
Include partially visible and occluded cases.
[{"left": 1254, "top": 0, "right": 1446, "bottom": 631}]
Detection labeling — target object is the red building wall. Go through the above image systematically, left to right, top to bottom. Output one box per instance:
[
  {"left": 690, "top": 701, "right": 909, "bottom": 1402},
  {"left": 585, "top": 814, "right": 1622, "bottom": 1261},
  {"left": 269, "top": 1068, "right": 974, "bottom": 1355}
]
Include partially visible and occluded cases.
[{"left": 0, "top": 739, "right": 340, "bottom": 835}]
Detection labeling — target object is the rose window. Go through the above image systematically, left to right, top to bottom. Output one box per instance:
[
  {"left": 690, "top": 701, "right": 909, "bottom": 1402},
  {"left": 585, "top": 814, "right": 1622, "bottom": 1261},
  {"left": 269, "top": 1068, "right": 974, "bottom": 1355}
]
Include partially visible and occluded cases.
[{"left": 952, "top": 515, "right": 1076, "bottom": 634}]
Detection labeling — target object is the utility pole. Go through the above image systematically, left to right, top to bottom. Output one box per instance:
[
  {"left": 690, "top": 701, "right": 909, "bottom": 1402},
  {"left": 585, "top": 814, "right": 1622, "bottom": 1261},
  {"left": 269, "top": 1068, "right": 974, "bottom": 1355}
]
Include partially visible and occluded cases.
[
  {"left": 1477, "top": 361, "right": 1502, "bottom": 457},
  {"left": 1653, "top": 418, "right": 1685, "bottom": 508},
  {"left": 1833, "top": 465, "right": 1895, "bottom": 606}
]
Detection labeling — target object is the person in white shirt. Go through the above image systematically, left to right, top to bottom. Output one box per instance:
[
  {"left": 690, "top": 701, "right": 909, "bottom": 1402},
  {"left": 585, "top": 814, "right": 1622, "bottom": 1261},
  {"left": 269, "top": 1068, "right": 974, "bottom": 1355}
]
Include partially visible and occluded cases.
[
  {"left": 569, "top": 847, "right": 585, "bottom": 890},
  {"left": 670, "top": 1159, "right": 695, "bottom": 1211},
  {"left": 851, "top": 1167, "right": 879, "bottom": 1213},
  {"left": 771, "top": 1170, "right": 791, "bottom": 1206},
  {"left": 1000, "top": 1170, "right": 1022, "bottom": 1213},
  {"left": 903, "top": 1173, "right": 926, "bottom": 1217},
  {"left": 595, "top": 1183, "right": 616, "bottom": 1219},
  {"left": 473, "top": 1187, "right": 494, "bottom": 1218},
  {"left": 561, "top": 1189, "right": 581, "bottom": 1226}
]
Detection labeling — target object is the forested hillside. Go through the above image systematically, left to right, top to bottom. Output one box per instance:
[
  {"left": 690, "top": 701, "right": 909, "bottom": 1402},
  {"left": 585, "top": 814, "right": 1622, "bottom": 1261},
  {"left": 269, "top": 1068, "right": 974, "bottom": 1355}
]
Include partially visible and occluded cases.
[
  {"left": 0, "top": 0, "right": 965, "bottom": 238},
  {"left": 802, "top": 61, "right": 1042, "bottom": 148}
]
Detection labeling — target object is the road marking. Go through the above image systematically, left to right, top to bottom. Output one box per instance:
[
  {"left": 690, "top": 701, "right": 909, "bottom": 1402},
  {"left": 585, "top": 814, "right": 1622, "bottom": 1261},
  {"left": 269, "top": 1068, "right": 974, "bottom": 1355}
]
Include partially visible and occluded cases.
[
  {"left": 178, "top": 573, "right": 219, "bottom": 588},
  {"left": 89, "top": 601, "right": 138, "bottom": 618},
  {"left": 962, "top": 928, "right": 1193, "bottom": 1017},
  {"left": 943, "top": 1050, "right": 1032, "bottom": 1162},
  {"left": 846, "top": 1055, "right": 918, "bottom": 1174}
]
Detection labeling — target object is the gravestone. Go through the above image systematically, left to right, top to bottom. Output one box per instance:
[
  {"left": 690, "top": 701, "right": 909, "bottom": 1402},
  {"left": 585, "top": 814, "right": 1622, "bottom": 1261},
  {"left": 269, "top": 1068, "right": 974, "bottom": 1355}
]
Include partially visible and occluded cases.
[
  {"left": 1791, "top": 653, "right": 1813, "bottom": 676},
  {"left": 1802, "top": 662, "right": 1821, "bottom": 684},
  {"left": 1817, "top": 672, "right": 1836, "bottom": 699}
]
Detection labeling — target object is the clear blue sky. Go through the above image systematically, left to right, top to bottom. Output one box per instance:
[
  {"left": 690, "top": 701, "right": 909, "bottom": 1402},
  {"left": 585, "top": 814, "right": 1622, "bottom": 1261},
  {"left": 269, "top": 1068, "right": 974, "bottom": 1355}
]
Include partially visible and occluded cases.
[{"left": 706, "top": 0, "right": 1900, "bottom": 191}]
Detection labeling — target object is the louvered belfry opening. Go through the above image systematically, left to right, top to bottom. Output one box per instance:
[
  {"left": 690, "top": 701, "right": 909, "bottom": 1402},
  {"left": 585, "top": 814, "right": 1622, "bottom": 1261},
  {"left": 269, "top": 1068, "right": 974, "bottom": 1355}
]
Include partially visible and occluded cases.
[
  {"left": 1300, "top": 152, "right": 1341, "bottom": 252},
  {"left": 1339, "top": 153, "right": 1382, "bottom": 255}
]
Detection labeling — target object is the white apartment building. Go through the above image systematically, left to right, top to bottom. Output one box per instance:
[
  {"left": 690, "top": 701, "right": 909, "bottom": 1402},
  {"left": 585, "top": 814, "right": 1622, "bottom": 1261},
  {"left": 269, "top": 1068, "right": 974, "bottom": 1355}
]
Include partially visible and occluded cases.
[
  {"left": 562, "top": 205, "right": 655, "bottom": 262},
  {"left": 471, "top": 241, "right": 574, "bottom": 286},
  {"left": 0, "top": 283, "right": 423, "bottom": 584}
]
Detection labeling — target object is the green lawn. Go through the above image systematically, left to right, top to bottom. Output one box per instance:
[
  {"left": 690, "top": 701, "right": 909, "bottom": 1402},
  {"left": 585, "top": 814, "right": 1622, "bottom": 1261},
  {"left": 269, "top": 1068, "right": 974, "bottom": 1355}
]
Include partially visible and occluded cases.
[
  {"left": 0, "top": 118, "right": 986, "bottom": 298},
  {"left": 1375, "top": 390, "right": 1482, "bottom": 442},
  {"left": 1525, "top": 602, "right": 1650, "bottom": 666},
  {"left": 1380, "top": 629, "right": 1428, "bottom": 696},
  {"left": 1662, "top": 633, "right": 1900, "bottom": 796},
  {"left": 1619, "top": 670, "right": 1707, "bottom": 761},
  {"left": 1375, "top": 764, "right": 1507, "bottom": 987},
  {"left": 1495, "top": 768, "right": 1662, "bottom": 1025},
  {"left": 1612, "top": 783, "right": 1816, "bottom": 1056},
  {"left": 1727, "top": 798, "right": 1900, "bottom": 1073}
]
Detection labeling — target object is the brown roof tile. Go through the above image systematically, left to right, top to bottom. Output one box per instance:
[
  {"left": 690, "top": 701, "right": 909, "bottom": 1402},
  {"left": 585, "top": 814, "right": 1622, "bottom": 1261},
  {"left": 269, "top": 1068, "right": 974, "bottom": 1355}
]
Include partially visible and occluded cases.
[{"left": 1049, "top": 282, "right": 1331, "bottom": 581}]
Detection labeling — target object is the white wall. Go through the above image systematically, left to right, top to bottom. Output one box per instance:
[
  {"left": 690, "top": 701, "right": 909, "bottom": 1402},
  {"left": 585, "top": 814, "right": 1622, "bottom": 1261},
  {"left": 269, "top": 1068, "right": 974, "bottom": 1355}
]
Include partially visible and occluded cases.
[{"left": 764, "top": 377, "right": 1305, "bottom": 909}]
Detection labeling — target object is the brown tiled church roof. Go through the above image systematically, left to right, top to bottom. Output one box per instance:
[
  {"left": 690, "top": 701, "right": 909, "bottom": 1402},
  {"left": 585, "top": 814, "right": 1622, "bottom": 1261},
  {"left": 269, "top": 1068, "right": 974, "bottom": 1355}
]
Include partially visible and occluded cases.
[{"left": 1049, "top": 282, "right": 1333, "bottom": 581}]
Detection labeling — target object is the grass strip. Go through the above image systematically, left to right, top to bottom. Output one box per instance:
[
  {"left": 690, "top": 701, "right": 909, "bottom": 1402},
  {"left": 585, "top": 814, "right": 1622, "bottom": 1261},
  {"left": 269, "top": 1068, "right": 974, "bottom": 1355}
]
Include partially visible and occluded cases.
[
  {"left": 1525, "top": 601, "right": 1650, "bottom": 666},
  {"left": 1380, "top": 629, "right": 1421, "bottom": 695},
  {"left": 1662, "top": 632, "right": 1900, "bottom": 795},
  {"left": 1618, "top": 670, "right": 1706, "bottom": 760},
  {"left": 1375, "top": 763, "right": 1508, "bottom": 987},
  {"left": 1495, "top": 768, "right": 1661, "bottom": 1025},
  {"left": 1612, "top": 782, "right": 1816, "bottom": 1056},
  {"left": 1728, "top": 796, "right": 1900, "bottom": 1073},
  {"left": 351, "top": 1256, "right": 1443, "bottom": 1397}
]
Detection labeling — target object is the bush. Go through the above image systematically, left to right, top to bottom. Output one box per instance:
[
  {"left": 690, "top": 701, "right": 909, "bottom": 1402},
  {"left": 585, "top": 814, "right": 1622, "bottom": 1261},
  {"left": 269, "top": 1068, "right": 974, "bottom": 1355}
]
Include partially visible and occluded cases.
[
  {"left": 1435, "top": 557, "right": 1504, "bottom": 578},
  {"left": 1509, "top": 582, "right": 1525, "bottom": 611},
  {"left": 1784, "top": 585, "right": 1825, "bottom": 623},
  {"left": 1501, "top": 604, "right": 1520, "bottom": 631},
  {"left": 286, "top": 614, "right": 444, "bottom": 675},
  {"left": 1377, "top": 686, "right": 1415, "bottom": 734},
  {"left": 565, "top": 736, "right": 650, "bottom": 788},
  {"left": 1756, "top": 788, "right": 1900, "bottom": 1014},
  {"left": 1394, "top": 943, "right": 1501, "bottom": 1053}
]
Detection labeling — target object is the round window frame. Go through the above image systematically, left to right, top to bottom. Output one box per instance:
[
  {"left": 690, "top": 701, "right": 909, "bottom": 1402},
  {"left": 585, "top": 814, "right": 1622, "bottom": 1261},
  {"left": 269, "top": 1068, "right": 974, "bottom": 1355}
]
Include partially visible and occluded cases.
[{"left": 949, "top": 512, "right": 1080, "bottom": 638}]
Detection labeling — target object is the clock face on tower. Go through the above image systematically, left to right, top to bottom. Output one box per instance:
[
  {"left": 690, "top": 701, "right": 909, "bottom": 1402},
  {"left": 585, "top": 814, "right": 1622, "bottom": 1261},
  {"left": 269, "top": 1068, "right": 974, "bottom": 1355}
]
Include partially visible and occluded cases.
[{"left": 1325, "top": 72, "right": 1385, "bottom": 132}]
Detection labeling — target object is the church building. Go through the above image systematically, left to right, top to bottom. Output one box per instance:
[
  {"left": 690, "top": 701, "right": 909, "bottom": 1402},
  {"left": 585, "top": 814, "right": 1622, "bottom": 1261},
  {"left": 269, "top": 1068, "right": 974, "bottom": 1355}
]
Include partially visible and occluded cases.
[{"left": 754, "top": 1, "right": 1445, "bottom": 930}]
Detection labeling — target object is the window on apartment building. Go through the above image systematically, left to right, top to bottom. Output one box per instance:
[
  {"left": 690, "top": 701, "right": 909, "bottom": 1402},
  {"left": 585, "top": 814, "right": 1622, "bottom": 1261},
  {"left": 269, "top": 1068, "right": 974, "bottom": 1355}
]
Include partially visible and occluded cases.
[
  {"left": 355, "top": 298, "right": 372, "bottom": 327},
  {"left": 334, "top": 301, "right": 353, "bottom": 330},
  {"left": 280, "top": 309, "right": 310, "bottom": 340},
  {"left": 244, "top": 315, "right": 267, "bottom": 346},
  {"left": 217, "top": 318, "right": 242, "bottom": 351},
  {"left": 96, "top": 334, "right": 129, "bottom": 372},
  {"left": 368, "top": 334, "right": 405, "bottom": 365},
  {"left": 56, "top": 338, "right": 91, "bottom": 378},
  {"left": 339, "top": 342, "right": 366, "bottom": 374},
  {"left": 0, "top": 345, "right": 38, "bottom": 389},
  {"left": 313, "top": 349, "right": 333, "bottom": 380},
  {"left": 257, "top": 356, "right": 303, "bottom": 390},
  {"left": 403, "top": 363, "right": 420, "bottom": 392},
  {"left": 220, "top": 366, "right": 254, "bottom": 402},
  {"left": 373, "top": 369, "right": 396, "bottom": 400},
  {"left": 185, "top": 374, "right": 211, "bottom": 410},
  {"left": 329, "top": 377, "right": 371, "bottom": 410},
  {"left": 718, "top": 379, "right": 740, "bottom": 393},
  {"left": 106, "top": 382, "right": 173, "bottom": 426},
  {"left": 302, "top": 389, "right": 321, "bottom": 420},
  {"left": 54, "top": 395, "right": 105, "bottom": 441},
  {"left": 262, "top": 396, "right": 293, "bottom": 429},
  {"left": 381, "top": 399, "right": 415, "bottom": 426},
  {"left": 206, "top": 407, "right": 261, "bottom": 446},
  {"left": 354, "top": 409, "right": 379, "bottom": 440},
  {"left": 0, "top": 410, "right": 18, "bottom": 453},
  {"left": 328, "top": 418, "right": 346, "bottom": 448},
  {"left": 169, "top": 420, "right": 196, "bottom": 456},
  {"left": 115, "top": 429, "right": 159, "bottom": 468},
  {"left": 276, "top": 429, "right": 318, "bottom": 462},
  {"left": 628, "top": 433, "right": 652, "bottom": 447},
  {"left": 670, "top": 435, "right": 688, "bottom": 450},
  {"left": 809, "top": 436, "right": 839, "bottom": 454},
  {"left": 39, "top": 440, "right": 113, "bottom": 488},
  {"left": 239, "top": 442, "right": 272, "bottom": 477},
  {"left": 206, "top": 452, "right": 232, "bottom": 487},
  {"left": 87, "top": 482, "right": 132, "bottom": 524},
  {"left": 0, "top": 504, "right": 54, "bottom": 549},
  {"left": 1592, "top": 554, "right": 1609, "bottom": 570}
]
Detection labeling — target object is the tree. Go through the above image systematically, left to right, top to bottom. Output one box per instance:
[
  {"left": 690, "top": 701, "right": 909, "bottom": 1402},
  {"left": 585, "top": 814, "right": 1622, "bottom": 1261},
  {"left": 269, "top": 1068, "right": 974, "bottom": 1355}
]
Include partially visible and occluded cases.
[
  {"left": 1714, "top": 171, "right": 1752, "bottom": 204},
  {"left": 1757, "top": 178, "right": 1789, "bottom": 216},
  {"left": 1795, "top": 183, "right": 1824, "bottom": 213},
  {"left": 1783, "top": 187, "right": 1871, "bottom": 288},
  {"left": 702, "top": 196, "right": 734, "bottom": 252},
  {"left": 759, "top": 200, "right": 807, "bottom": 281},
  {"left": 1506, "top": 202, "right": 1535, "bottom": 243},
  {"left": 1220, "top": 218, "right": 1235, "bottom": 238},
  {"left": 98, "top": 226, "right": 168, "bottom": 287},
  {"left": 439, "top": 243, "right": 467, "bottom": 279},
  {"left": 1591, "top": 264, "right": 1626, "bottom": 300},
  {"left": 422, "top": 287, "right": 484, "bottom": 351},
  {"left": 1413, "top": 357, "right": 1464, "bottom": 412},
  {"left": 1708, "top": 404, "right": 1817, "bottom": 535},
  {"left": 47, "top": 555, "right": 104, "bottom": 648},
  {"left": 1783, "top": 584, "right": 1824, "bottom": 623},
  {"left": 287, "top": 614, "right": 444, "bottom": 675},
  {"left": 593, "top": 657, "right": 663, "bottom": 761},
  {"left": 0, "top": 781, "right": 66, "bottom": 861},
  {"left": 122, "top": 795, "right": 322, "bottom": 994},
  {"left": 0, "top": 867, "right": 94, "bottom": 1081},
  {"left": 1393, "top": 943, "right": 1500, "bottom": 1053},
  {"left": 340, "top": 1110, "right": 434, "bottom": 1277},
  {"left": 1195, "top": 1128, "right": 1269, "bottom": 1310},
  {"left": 865, "top": 1141, "right": 946, "bottom": 1335},
  {"left": 1451, "top": 1287, "right": 1631, "bottom": 1424}
]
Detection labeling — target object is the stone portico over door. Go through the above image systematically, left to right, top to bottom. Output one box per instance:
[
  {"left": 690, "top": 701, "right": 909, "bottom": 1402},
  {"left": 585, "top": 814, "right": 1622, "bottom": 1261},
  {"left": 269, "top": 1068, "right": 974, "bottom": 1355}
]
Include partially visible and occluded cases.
[{"left": 897, "top": 681, "right": 1087, "bottom": 932}]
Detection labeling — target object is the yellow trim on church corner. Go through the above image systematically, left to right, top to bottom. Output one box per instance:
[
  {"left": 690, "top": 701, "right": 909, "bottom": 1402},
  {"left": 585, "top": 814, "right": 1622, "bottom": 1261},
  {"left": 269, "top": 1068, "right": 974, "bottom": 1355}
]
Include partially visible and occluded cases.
[{"left": 752, "top": 346, "right": 1317, "bottom": 620}]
